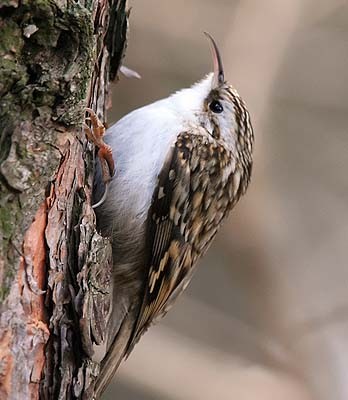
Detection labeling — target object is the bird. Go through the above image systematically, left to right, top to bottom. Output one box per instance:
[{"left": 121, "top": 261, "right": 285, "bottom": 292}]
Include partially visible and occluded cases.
[{"left": 87, "top": 33, "right": 254, "bottom": 398}]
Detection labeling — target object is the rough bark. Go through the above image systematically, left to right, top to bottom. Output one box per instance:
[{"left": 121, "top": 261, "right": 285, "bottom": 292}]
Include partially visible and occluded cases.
[{"left": 0, "top": 1, "right": 128, "bottom": 398}]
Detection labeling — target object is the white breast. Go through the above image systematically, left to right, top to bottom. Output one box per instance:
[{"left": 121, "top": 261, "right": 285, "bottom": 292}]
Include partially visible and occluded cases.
[{"left": 101, "top": 100, "right": 181, "bottom": 232}]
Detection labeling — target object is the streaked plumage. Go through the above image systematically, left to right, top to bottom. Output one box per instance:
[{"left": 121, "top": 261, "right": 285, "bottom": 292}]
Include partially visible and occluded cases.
[{"left": 92, "top": 34, "right": 254, "bottom": 397}]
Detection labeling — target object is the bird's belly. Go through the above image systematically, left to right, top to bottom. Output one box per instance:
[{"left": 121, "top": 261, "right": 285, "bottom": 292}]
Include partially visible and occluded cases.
[{"left": 94, "top": 108, "right": 182, "bottom": 343}]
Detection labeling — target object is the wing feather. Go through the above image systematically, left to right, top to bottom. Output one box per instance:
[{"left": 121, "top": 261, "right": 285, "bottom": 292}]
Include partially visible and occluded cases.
[
  {"left": 126, "top": 130, "right": 234, "bottom": 353},
  {"left": 127, "top": 135, "right": 194, "bottom": 350}
]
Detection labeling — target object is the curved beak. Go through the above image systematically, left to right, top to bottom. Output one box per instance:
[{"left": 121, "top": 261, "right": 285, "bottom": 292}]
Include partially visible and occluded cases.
[{"left": 204, "top": 32, "right": 225, "bottom": 87}]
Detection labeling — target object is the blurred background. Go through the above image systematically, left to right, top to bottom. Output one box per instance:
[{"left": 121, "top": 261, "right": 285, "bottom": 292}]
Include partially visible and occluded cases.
[{"left": 104, "top": 1, "right": 348, "bottom": 399}]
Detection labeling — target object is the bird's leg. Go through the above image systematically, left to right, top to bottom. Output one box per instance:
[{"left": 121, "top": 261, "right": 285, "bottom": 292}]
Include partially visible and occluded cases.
[{"left": 84, "top": 108, "right": 115, "bottom": 184}]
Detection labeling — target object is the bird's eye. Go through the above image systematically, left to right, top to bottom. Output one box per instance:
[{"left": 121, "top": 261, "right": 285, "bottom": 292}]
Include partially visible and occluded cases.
[{"left": 209, "top": 100, "right": 223, "bottom": 113}]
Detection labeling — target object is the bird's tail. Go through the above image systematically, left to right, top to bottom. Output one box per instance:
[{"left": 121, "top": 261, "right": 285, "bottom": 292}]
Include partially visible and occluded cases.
[{"left": 93, "top": 316, "right": 134, "bottom": 399}]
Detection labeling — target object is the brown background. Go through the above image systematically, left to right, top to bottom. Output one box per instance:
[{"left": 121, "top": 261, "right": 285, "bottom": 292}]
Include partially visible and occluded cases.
[{"left": 104, "top": 1, "right": 348, "bottom": 399}]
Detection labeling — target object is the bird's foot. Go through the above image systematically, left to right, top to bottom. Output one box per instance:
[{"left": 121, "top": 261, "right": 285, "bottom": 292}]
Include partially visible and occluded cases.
[
  {"left": 84, "top": 108, "right": 115, "bottom": 184},
  {"left": 84, "top": 108, "right": 115, "bottom": 209}
]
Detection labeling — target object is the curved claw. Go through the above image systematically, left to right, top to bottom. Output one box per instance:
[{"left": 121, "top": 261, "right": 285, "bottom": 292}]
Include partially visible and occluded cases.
[{"left": 92, "top": 181, "right": 110, "bottom": 209}]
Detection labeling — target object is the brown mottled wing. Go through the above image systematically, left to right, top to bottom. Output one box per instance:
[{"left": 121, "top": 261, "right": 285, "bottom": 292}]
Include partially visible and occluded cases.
[{"left": 128, "top": 135, "right": 195, "bottom": 348}]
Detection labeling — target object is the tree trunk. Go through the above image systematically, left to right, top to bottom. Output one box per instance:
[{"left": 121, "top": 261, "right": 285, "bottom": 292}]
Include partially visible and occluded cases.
[{"left": 0, "top": 1, "right": 128, "bottom": 398}]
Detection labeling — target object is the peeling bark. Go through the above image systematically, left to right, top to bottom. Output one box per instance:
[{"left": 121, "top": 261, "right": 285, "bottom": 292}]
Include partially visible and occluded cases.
[{"left": 0, "top": 1, "right": 128, "bottom": 398}]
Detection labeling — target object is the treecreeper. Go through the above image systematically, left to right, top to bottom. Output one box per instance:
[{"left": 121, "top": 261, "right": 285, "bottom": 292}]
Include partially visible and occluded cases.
[{"left": 86, "top": 33, "right": 254, "bottom": 398}]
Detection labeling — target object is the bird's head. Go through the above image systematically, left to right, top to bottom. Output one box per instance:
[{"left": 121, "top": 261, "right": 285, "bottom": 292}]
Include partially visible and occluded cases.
[{"left": 170, "top": 33, "right": 253, "bottom": 167}]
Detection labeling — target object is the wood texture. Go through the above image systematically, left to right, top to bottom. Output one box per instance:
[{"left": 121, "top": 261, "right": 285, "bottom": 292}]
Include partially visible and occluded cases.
[{"left": 0, "top": 1, "right": 128, "bottom": 398}]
